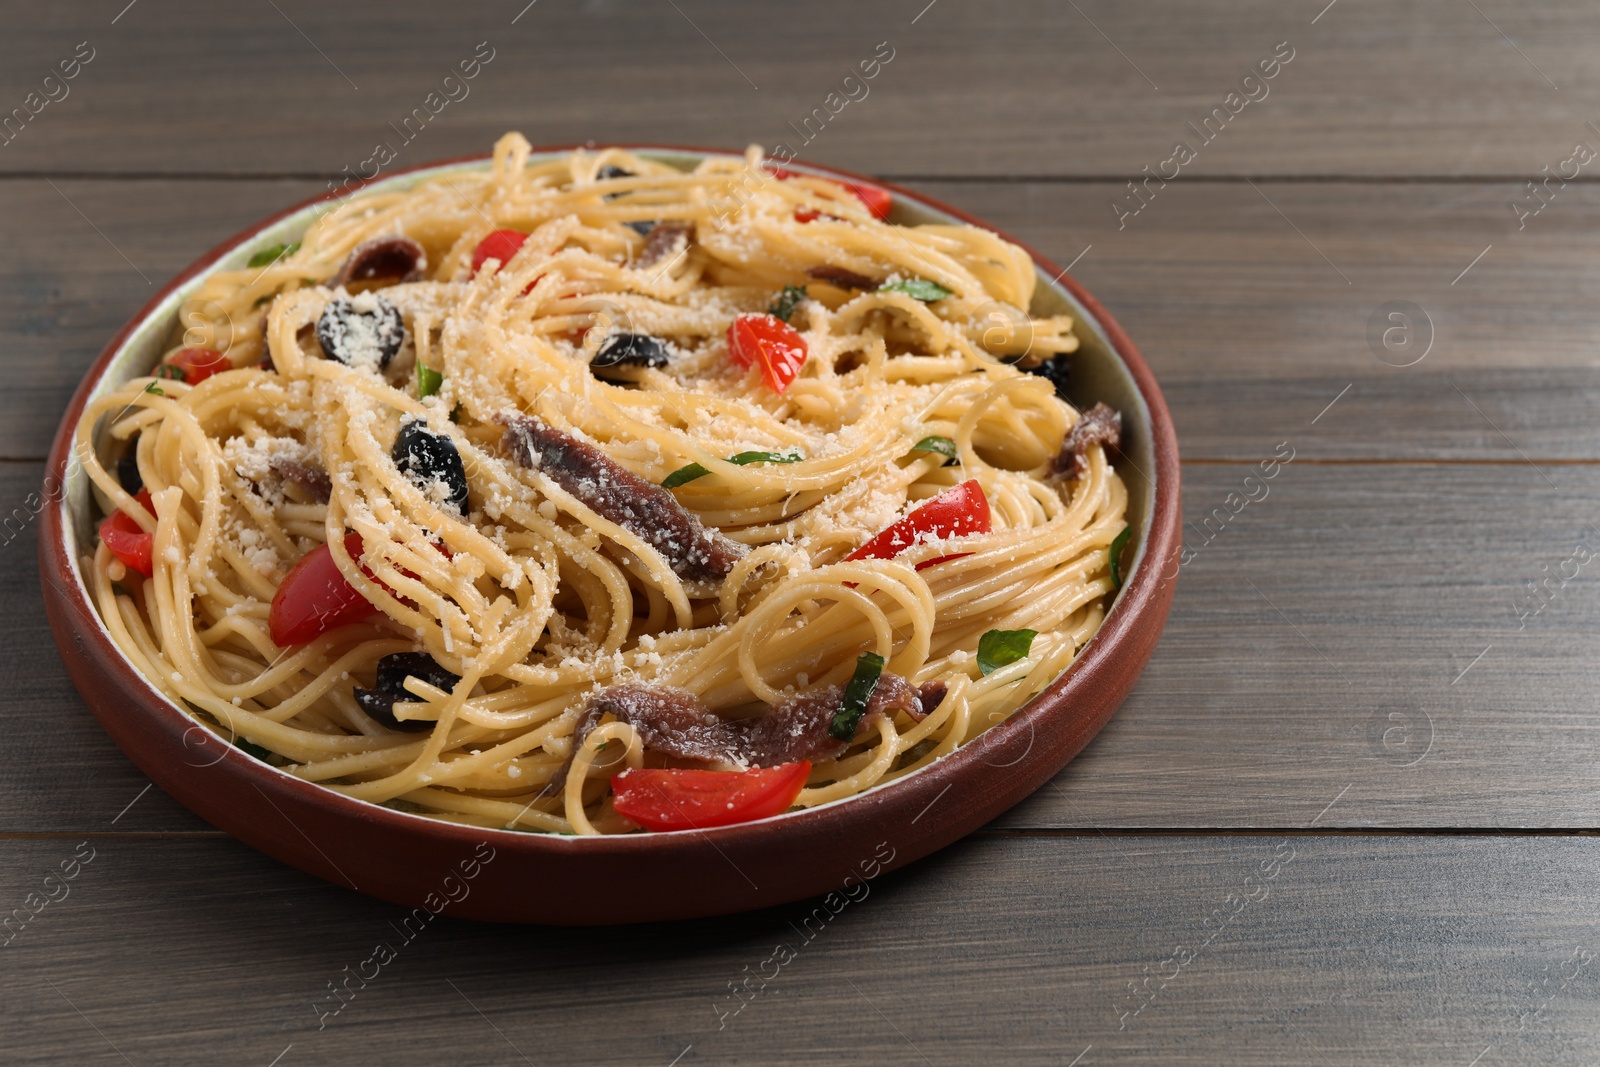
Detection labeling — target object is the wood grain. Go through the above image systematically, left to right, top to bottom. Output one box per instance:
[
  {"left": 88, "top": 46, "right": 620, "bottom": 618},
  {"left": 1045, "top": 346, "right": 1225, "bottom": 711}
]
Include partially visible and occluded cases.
[
  {"left": 1, "top": 1, "right": 1597, "bottom": 178},
  {"left": 1, "top": 2, "right": 1593, "bottom": 1059},
  {"left": 6, "top": 178, "right": 1600, "bottom": 460},
  {"left": 11, "top": 460, "right": 1600, "bottom": 833},
  {"left": 2, "top": 834, "right": 1595, "bottom": 1065}
]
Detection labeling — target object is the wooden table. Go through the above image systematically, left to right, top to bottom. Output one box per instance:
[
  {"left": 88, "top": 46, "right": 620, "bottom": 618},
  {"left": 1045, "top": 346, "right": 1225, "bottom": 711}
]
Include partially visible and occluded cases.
[{"left": 4, "top": 1, "right": 1598, "bottom": 1062}]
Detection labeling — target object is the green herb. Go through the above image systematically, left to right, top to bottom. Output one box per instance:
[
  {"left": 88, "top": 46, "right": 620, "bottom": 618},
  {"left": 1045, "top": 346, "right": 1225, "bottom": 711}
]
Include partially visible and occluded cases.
[
  {"left": 247, "top": 242, "right": 300, "bottom": 269},
  {"left": 879, "top": 278, "right": 952, "bottom": 302},
  {"left": 768, "top": 284, "right": 807, "bottom": 322},
  {"left": 416, "top": 363, "right": 443, "bottom": 399},
  {"left": 153, "top": 364, "right": 187, "bottom": 381},
  {"left": 144, "top": 383, "right": 165, "bottom": 396},
  {"left": 910, "top": 435, "right": 958, "bottom": 463},
  {"left": 726, "top": 448, "right": 805, "bottom": 466},
  {"left": 663, "top": 449, "right": 804, "bottom": 489},
  {"left": 662, "top": 462, "right": 710, "bottom": 489},
  {"left": 1109, "top": 527, "right": 1131, "bottom": 590},
  {"left": 977, "top": 629, "right": 1037, "bottom": 676},
  {"left": 828, "top": 652, "right": 886, "bottom": 742},
  {"left": 236, "top": 739, "right": 273, "bottom": 761}
]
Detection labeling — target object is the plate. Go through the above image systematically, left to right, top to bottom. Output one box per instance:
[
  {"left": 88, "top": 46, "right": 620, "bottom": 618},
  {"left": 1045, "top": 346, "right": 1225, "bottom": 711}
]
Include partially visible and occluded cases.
[{"left": 39, "top": 146, "right": 1181, "bottom": 923}]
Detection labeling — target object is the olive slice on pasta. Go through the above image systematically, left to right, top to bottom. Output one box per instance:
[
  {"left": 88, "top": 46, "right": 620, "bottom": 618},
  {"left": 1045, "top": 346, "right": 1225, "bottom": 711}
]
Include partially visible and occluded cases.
[
  {"left": 316, "top": 292, "right": 405, "bottom": 371},
  {"left": 592, "top": 333, "right": 671, "bottom": 376},
  {"left": 392, "top": 419, "right": 469, "bottom": 516}
]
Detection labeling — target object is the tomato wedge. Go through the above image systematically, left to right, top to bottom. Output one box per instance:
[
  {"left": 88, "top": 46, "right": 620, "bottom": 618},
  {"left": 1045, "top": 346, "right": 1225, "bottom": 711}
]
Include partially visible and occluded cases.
[
  {"left": 765, "top": 166, "right": 892, "bottom": 220},
  {"left": 838, "top": 179, "right": 893, "bottom": 220},
  {"left": 470, "top": 229, "right": 528, "bottom": 275},
  {"left": 727, "top": 313, "right": 807, "bottom": 394},
  {"left": 159, "top": 347, "right": 230, "bottom": 386},
  {"left": 846, "top": 479, "right": 992, "bottom": 570},
  {"left": 99, "top": 489, "right": 155, "bottom": 577},
  {"left": 269, "top": 531, "right": 381, "bottom": 646},
  {"left": 611, "top": 761, "right": 812, "bottom": 831}
]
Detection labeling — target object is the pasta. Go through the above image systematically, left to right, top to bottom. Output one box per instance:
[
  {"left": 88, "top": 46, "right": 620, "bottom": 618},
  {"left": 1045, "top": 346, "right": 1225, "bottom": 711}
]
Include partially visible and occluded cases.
[{"left": 75, "top": 133, "right": 1127, "bottom": 835}]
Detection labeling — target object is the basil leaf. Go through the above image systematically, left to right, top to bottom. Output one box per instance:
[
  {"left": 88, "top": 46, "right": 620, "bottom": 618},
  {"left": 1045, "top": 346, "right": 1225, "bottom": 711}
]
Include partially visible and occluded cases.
[
  {"left": 247, "top": 242, "right": 299, "bottom": 268},
  {"left": 879, "top": 278, "right": 952, "bottom": 302},
  {"left": 769, "top": 284, "right": 807, "bottom": 322},
  {"left": 416, "top": 363, "right": 443, "bottom": 399},
  {"left": 153, "top": 364, "right": 187, "bottom": 381},
  {"left": 144, "top": 383, "right": 165, "bottom": 396},
  {"left": 910, "top": 435, "right": 958, "bottom": 462},
  {"left": 728, "top": 448, "right": 805, "bottom": 465},
  {"left": 666, "top": 449, "right": 803, "bottom": 487},
  {"left": 662, "top": 462, "right": 710, "bottom": 489},
  {"left": 1110, "top": 527, "right": 1131, "bottom": 590},
  {"left": 977, "top": 629, "right": 1037, "bottom": 676},
  {"left": 828, "top": 652, "right": 886, "bottom": 742}
]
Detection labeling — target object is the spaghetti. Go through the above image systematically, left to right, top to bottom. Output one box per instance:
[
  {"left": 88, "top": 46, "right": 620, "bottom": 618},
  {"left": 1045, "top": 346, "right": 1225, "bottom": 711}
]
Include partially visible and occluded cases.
[{"left": 75, "top": 134, "right": 1127, "bottom": 835}]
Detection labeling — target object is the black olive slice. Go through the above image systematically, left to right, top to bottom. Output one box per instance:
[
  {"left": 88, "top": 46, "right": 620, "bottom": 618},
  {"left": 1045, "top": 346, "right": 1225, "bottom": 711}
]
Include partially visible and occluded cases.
[
  {"left": 597, "top": 164, "right": 635, "bottom": 203},
  {"left": 330, "top": 235, "right": 428, "bottom": 289},
  {"left": 316, "top": 293, "right": 405, "bottom": 370},
  {"left": 591, "top": 333, "right": 671, "bottom": 376},
  {"left": 1022, "top": 355, "right": 1071, "bottom": 401},
  {"left": 392, "top": 418, "right": 469, "bottom": 516},
  {"left": 117, "top": 435, "right": 142, "bottom": 495},
  {"left": 354, "top": 651, "right": 461, "bottom": 732}
]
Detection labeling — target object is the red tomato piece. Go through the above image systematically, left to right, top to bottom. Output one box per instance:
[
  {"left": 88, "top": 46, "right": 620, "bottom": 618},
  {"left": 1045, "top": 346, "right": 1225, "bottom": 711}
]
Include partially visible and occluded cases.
[
  {"left": 766, "top": 164, "right": 891, "bottom": 220},
  {"left": 841, "top": 180, "right": 893, "bottom": 220},
  {"left": 793, "top": 207, "right": 822, "bottom": 224},
  {"left": 470, "top": 229, "right": 529, "bottom": 275},
  {"left": 726, "top": 313, "right": 808, "bottom": 394},
  {"left": 162, "top": 348, "right": 230, "bottom": 386},
  {"left": 846, "top": 479, "right": 992, "bottom": 570},
  {"left": 99, "top": 489, "right": 155, "bottom": 577},
  {"left": 268, "top": 531, "right": 381, "bottom": 646},
  {"left": 611, "top": 761, "right": 812, "bottom": 831}
]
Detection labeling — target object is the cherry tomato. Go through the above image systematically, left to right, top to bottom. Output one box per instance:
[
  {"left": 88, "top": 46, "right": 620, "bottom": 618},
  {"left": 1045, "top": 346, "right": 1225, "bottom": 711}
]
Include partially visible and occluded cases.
[
  {"left": 766, "top": 166, "right": 892, "bottom": 220},
  {"left": 840, "top": 180, "right": 893, "bottom": 220},
  {"left": 470, "top": 229, "right": 529, "bottom": 275},
  {"left": 726, "top": 313, "right": 808, "bottom": 394},
  {"left": 159, "top": 348, "right": 230, "bottom": 386},
  {"left": 846, "top": 479, "right": 992, "bottom": 570},
  {"left": 99, "top": 489, "right": 155, "bottom": 577},
  {"left": 269, "top": 531, "right": 381, "bottom": 646},
  {"left": 611, "top": 761, "right": 812, "bottom": 831}
]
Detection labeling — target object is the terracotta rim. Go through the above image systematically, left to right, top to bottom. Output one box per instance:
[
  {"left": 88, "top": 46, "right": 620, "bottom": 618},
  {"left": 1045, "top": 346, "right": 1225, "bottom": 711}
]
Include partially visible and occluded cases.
[{"left": 38, "top": 144, "right": 1181, "bottom": 918}]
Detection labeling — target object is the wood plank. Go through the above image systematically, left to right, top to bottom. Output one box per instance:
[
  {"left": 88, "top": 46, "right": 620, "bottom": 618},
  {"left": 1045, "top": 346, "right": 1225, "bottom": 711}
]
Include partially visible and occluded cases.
[
  {"left": 1, "top": 2, "right": 1597, "bottom": 178},
  {"left": 6, "top": 177, "right": 1600, "bottom": 461},
  {"left": 914, "top": 177, "right": 1600, "bottom": 461},
  {"left": 0, "top": 178, "right": 326, "bottom": 459},
  {"left": 1000, "top": 459, "right": 1600, "bottom": 829},
  {"left": 12, "top": 460, "right": 1600, "bottom": 832},
  {"left": 1, "top": 834, "right": 1594, "bottom": 1065}
]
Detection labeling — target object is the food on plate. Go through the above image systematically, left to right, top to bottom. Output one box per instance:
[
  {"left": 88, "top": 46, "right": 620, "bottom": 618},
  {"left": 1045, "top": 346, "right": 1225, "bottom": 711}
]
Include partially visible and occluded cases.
[{"left": 76, "top": 134, "right": 1125, "bottom": 835}]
